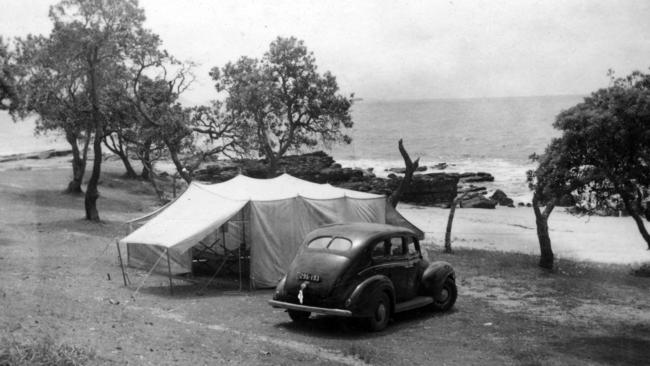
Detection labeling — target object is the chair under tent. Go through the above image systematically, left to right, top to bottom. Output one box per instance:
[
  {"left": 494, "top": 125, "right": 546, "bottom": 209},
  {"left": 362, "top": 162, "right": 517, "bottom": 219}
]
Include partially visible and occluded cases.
[{"left": 115, "top": 174, "right": 424, "bottom": 295}]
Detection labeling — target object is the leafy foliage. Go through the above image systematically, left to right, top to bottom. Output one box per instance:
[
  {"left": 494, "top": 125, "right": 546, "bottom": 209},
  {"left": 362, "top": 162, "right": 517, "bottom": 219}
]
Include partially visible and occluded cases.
[
  {"left": 211, "top": 36, "right": 354, "bottom": 174},
  {"left": 0, "top": 37, "right": 19, "bottom": 111},
  {"left": 530, "top": 68, "right": 650, "bottom": 257}
]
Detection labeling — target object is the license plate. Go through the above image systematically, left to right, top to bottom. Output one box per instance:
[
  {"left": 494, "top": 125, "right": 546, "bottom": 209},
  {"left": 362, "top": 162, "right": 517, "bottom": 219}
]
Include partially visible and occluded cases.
[{"left": 297, "top": 272, "right": 321, "bottom": 282}]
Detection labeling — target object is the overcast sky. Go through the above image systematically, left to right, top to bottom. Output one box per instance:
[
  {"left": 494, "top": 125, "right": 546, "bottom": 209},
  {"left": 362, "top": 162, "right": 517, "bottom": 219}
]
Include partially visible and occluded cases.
[{"left": 2, "top": 0, "right": 650, "bottom": 104}]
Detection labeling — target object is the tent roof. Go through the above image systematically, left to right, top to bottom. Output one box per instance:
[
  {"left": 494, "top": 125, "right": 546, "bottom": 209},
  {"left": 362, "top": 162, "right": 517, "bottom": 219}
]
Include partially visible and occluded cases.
[
  {"left": 196, "top": 173, "right": 382, "bottom": 201},
  {"left": 120, "top": 174, "right": 384, "bottom": 250}
]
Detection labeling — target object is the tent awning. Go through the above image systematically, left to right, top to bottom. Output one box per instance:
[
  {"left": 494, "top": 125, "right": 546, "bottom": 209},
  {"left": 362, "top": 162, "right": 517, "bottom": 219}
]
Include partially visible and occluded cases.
[{"left": 119, "top": 183, "right": 247, "bottom": 253}]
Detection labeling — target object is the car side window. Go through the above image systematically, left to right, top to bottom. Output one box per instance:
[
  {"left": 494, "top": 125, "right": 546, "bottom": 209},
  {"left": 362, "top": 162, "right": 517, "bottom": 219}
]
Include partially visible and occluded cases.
[
  {"left": 405, "top": 236, "right": 419, "bottom": 257},
  {"left": 388, "top": 237, "right": 404, "bottom": 257},
  {"left": 370, "top": 240, "right": 385, "bottom": 259}
]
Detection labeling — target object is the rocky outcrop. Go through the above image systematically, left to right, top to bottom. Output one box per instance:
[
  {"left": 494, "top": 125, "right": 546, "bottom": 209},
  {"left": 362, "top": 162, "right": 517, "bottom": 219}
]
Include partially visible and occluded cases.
[
  {"left": 193, "top": 151, "right": 512, "bottom": 208},
  {"left": 385, "top": 166, "right": 428, "bottom": 174},
  {"left": 459, "top": 172, "right": 494, "bottom": 183},
  {"left": 490, "top": 189, "right": 514, "bottom": 207},
  {"left": 460, "top": 194, "right": 497, "bottom": 209}
]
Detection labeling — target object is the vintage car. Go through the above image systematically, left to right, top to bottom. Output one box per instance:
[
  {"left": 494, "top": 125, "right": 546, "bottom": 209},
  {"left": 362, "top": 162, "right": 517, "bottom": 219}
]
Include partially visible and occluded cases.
[{"left": 268, "top": 223, "right": 457, "bottom": 331}]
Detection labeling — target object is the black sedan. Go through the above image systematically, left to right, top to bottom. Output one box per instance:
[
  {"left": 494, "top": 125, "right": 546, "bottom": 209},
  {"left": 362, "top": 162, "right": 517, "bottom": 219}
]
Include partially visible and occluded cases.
[{"left": 269, "top": 223, "right": 457, "bottom": 331}]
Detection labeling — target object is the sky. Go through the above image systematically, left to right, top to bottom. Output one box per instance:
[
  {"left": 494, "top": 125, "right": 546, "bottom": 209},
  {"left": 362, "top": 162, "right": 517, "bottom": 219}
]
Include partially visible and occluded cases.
[{"left": 2, "top": 0, "right": 650, "bottom": 104}]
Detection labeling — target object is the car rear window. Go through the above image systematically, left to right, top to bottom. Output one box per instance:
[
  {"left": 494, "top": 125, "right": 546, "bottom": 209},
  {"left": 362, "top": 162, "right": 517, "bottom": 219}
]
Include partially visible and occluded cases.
[
  {"left": 307, "top": 236, "right": 352, "bottom": 252},
  {"left": 307, "top": 237, "right": 331, "bottom": 249},
  {"left": 328, "top": 238, "right": 352, "bottom": 251}
]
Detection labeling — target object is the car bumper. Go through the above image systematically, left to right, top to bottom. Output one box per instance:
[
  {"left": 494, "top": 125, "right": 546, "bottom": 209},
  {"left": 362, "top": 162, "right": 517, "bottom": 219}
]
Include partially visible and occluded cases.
[{"left": 268, "top": 300, "right": 353, "bottom": 317}]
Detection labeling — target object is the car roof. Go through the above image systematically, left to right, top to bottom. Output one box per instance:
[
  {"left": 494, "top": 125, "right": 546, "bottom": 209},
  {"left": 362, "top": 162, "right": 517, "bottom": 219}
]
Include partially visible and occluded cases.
[{"left": 304, "top": 222, "right": 417, "bottom": 250}]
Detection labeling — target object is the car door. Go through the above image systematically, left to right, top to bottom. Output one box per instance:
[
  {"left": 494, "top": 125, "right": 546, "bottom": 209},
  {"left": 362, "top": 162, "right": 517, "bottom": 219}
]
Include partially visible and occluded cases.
[
  {"left": 387, "top": 236, "right": 421, "bottom": 302},
  {"left": 366, "top": 238, "right": 393, "bottom": 280}
]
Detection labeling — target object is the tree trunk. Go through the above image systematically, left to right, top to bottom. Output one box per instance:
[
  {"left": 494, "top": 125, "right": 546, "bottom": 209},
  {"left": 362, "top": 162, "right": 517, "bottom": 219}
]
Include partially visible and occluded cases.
[
  {"left": 84, "top": 51, "right": 101, "bottom": 222},
  {"left": 64, "top": 130, "right": 86, "bottom": 194},
  {"left": 85, "top": 132, "right": 102, "bottom": 221},
  {"left": 103, "top": 135, "right": 137, "bottom": 179},
  {"left": 388, "top": 139, "right": 420, "bottom": 208},
  {"left": 140, "top": 140, "right": 152, "bottom": 180},
  {"left": 166, "top": 141, "right": 192, "bottom": 183},
  {"left": 118, "top": 151, "right": 137, "bottom": 179},
  {"left": 266, "top": 154, "right": 279, "bottom": 178},
  {"left": 142, "top": 159, "right": 165, "bottom": 202},
  {"left": 620, "top": 192, "right": 650, "bottom": 249},
  {"left": 444, "top": 193, "right": 467, "bottom": 253},
  {"left": 532, "top": 195, "right": 555, "bottom": 269}
]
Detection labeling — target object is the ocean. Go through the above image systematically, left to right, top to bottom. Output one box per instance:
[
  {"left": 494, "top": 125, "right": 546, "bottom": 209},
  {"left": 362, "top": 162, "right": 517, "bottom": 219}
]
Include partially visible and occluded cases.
[
  {"left": 0, "top": 95, "right": 584, "bottom": 201},
  {"left": 332, "top": 95, "right": 584, "bottom": 201}
]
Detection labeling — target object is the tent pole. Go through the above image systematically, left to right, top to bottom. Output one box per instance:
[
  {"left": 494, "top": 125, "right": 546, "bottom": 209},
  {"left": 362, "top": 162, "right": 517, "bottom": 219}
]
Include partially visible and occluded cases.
[
  {"left": 115, "top": 239, "right": 128, "bottom": 286},
  {"left": 238, "top": 243, "right": 242, "bottom": 292},
  {"left": 166, "top": 249, "right": 174, "bottom": 295}
]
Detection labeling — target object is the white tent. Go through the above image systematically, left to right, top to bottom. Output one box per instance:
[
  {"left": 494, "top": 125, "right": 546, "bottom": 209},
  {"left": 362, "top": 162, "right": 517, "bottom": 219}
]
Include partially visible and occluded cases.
[{"left": 120, "top": 173, "right": 423, "bottom": 288}]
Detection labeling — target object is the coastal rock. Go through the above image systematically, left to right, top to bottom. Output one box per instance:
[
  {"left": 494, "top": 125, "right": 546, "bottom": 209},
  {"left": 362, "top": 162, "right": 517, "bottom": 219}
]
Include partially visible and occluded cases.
[
  {"left": 194, "top": 151, "right": 467, "bottom": 206},
  {"left": 386, "top": 166, "right": 427, "bottom": 174},
  {"left": 459, "top": 172, "right": 495, "bottom": 183},
  {"left": 459, "top": 185, "right": 487, "bottom": 195},
  {"left": 490, "top": 189, "right": 514, "bottom": 207},
  {"left": 461, "top": 195, "right": 497, "bottom": 209}
]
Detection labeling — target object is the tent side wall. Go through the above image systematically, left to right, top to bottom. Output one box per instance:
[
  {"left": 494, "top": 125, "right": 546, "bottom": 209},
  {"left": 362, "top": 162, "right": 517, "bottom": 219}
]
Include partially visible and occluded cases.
[
  {"left": 248, "top": 196, "right": 386, "bottom": 288},
  {"left": 385, "top": 203, "right": 425, "bottom": 239},
  {"left": 127, "top": 243, "right": 192, "bottom": 275}
]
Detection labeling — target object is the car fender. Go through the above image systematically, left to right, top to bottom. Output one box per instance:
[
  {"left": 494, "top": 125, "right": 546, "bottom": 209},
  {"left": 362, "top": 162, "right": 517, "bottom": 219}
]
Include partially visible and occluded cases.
[
  {"left": 422, "top": 261, "right": 455, "bottom": 299},
  {"left": 272, "top": 275, "right": 288, "bottom": 300},
  {"left": 345, "top": 275, "right": 395, "bottom": 317}
]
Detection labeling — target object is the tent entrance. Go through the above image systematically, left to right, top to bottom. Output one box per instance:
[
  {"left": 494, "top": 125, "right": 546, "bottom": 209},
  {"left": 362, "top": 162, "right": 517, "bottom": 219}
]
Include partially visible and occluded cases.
[
  {"left": 189, "top": 206, "right": 251, "bottom": 289},
  {"left": 192, "top": 221, "right": 250, "bottom": 279}
]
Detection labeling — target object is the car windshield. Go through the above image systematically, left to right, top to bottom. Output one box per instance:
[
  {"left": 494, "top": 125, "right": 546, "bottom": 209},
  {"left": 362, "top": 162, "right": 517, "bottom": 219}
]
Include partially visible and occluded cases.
[{"left": 307, "top": 236, "right": 352, "bottom": 252}]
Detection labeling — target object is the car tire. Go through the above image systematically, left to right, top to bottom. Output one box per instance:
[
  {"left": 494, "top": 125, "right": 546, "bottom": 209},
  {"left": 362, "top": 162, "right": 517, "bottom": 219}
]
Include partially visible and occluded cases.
[
  {"left": 430, "top": 277, "right": 457, "bottom": 312},
  {"left": 366, "top": 292, "right": 390, "bottom": 331},
  {"left": 288, "top": 310, "right": 310, "bottom": 322}
]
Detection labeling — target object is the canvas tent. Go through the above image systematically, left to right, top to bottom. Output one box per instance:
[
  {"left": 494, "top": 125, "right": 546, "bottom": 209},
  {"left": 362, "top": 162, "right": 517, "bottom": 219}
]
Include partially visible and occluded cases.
[{"left": 119, "top": 173, "right": 423, "bottom": 288}]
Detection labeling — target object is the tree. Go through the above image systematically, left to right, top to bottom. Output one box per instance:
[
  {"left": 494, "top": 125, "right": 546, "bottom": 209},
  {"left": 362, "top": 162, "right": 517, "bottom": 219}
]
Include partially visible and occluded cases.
[
  {"left": 47, "top": 0, "right": 152, "bottom": 220},
  {"left": 13, "top": 34, "right": 93, "bottom": 194},
  {"left": 0, "top": 36, "right": 18, "bottom": 111},
  {"left": 212, "top": 36, "right": 354, "bottom": 176},
  {"left": 529, "top": 69, "right": 650, "bottom": 269},
  {"left": 553, "top": 70, "right": 650, "bottom": 249},
  {"left": 527, "top": 138, "right": 581, "bottom": 269},
  {"left": 388, "top": 139, "right": 420, "bottom": 207},
  {"left": 444, "top": 191, "right": 468, "bottom": 254}
]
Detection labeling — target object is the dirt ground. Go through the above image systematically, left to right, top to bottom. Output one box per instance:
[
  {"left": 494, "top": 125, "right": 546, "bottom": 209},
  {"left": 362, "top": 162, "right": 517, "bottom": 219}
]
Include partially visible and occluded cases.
[{"left": 1, "top": 158, "right": 649, "bottom": 365}]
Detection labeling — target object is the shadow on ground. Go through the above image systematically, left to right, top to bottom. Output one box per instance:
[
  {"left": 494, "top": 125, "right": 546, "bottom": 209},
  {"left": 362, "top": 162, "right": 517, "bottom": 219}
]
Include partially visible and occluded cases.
[
  {"left": 274, "top": 306, "right": 456, "bottom": 340},
  {"left": 553, "top": 335, "right": 650, "bottom": 365}
]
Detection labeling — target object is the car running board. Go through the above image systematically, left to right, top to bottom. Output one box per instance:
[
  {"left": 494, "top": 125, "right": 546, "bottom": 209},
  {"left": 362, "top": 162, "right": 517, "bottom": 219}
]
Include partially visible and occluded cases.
[{"left": 394, "top": 296, "right": 434, "bottom": 313}]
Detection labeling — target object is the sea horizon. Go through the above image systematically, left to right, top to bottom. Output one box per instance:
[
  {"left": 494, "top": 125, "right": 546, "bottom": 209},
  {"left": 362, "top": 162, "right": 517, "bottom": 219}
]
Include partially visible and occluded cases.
[{"left": 0, "top": 94, "right": 586, "bottom": 201}]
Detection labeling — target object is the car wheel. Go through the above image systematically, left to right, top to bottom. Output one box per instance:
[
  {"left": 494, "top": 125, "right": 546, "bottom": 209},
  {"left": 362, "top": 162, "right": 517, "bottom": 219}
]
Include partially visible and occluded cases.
[
  {"left": 430, "top": 277, "right": 457, "bottom": 312},
  {"left": 366, "top": 292, "right": 390, "bottom": 331},
  {"left": 288, "top": 310, "right": 310, "bottom": 322}
]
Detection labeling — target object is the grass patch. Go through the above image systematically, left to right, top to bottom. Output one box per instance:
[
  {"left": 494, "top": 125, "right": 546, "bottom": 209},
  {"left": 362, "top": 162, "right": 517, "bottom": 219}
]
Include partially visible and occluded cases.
[{"left": 0, "top": 337, "right": 95, "bottom": 366}]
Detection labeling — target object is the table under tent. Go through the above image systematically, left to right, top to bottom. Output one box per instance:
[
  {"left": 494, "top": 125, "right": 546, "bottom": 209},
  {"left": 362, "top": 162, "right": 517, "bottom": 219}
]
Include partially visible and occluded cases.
[{"left": 118, "top": 174, "right": 423, "bottom": 292}]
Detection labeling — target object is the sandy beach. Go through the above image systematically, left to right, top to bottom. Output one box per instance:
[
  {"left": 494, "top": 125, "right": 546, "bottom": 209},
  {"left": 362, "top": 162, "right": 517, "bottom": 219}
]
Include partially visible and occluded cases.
[{"left": 400, "top": 204, "right": 650, "bottom": 266}]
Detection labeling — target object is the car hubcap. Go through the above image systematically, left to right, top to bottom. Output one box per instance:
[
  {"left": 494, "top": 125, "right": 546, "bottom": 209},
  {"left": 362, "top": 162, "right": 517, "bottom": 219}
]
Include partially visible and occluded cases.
[
  {"left": 438, "top": 288, "right": 449, "bottom": 303},
  {"left": 376, "top": 303, "right": 386, "bottom": 322}
]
